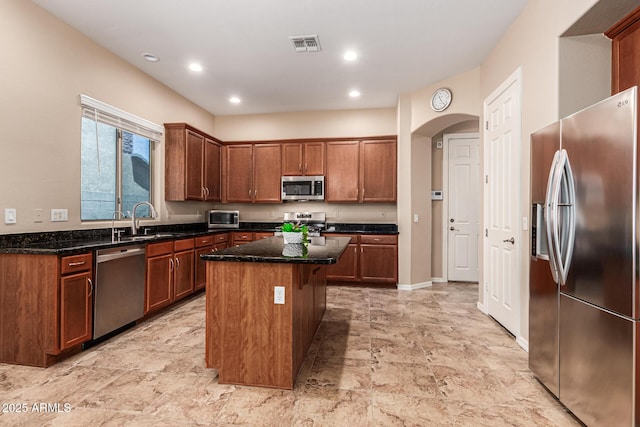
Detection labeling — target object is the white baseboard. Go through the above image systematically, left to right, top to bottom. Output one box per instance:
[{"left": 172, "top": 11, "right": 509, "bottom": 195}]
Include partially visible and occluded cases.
[
  {"left": 431, "top": 277, "right": 447, "bottom": 283},
  {"left": 397, "top": 281, "right": 432, "bottom": 291},
  {"left": 476, "top": 301, "right": 488, "bottom": 314},
  {"left": 516, "top": 336, "right": 529, "bottom": 352}
]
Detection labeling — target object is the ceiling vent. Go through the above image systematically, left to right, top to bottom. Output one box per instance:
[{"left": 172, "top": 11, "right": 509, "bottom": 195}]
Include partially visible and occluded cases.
[{"left": 289, "top": 35, "right": 321, "bottom": 53}]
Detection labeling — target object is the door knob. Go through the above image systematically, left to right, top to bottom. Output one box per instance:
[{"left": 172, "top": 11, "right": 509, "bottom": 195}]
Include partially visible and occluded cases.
[
  {"left": 450, "top": 218, "right": 455, "bottom": 223},
  {"left": 450, "top": 226, "right": 459, "bottom": 231},
  {"left": 503, "top": 237, "right": 515, "bottom": 244}
]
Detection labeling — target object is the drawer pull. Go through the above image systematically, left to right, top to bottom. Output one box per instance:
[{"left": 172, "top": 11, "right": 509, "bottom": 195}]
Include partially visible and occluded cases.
[{"left": 68, "top": 261, "right": 86, "bottom": 267}]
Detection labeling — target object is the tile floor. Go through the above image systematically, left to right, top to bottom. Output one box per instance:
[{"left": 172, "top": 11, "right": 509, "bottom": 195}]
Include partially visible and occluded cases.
[{"left": 0, "top": 282, "right": 581, "bottom": 426}]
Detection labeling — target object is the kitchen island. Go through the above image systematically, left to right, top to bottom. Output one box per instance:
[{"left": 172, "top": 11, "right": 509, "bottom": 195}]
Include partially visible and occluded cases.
[{"left": 202, "top": 236, "right": 350, "bottom": 389}]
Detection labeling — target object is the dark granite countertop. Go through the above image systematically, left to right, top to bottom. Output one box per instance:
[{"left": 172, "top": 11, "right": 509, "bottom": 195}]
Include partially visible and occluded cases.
[
  {"left": 0, "top": 221, "right": 396, "bottom": 255},
  {"left": 325, "top": 223, "right": 398, "bottom": 234},
  {"left": 201, "top": 236, "right": 351, "bottom": 264}
]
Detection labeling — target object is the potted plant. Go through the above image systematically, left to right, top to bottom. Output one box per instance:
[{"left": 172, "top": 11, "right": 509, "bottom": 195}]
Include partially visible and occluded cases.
[{"left": 280, "top": 222, "right": 308, "bottom": 244}]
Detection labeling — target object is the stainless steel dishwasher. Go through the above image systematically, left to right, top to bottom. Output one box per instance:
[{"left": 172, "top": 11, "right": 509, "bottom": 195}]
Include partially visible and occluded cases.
[{"left": 94, "top": 244, "right": 146, "bottom": 339}]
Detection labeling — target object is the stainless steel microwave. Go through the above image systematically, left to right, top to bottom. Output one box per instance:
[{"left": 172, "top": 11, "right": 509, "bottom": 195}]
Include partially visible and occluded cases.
[
  {"left": 281, "top": 176, "right": 324, "bottom": 201},
  {"left": 207, "top": 210, "right": 239, "bottom": 229}
]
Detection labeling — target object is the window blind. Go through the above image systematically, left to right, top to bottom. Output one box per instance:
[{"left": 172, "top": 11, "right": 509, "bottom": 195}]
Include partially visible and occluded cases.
[{"left": 80, "top": 94, "right": 163, "bottom": 142}]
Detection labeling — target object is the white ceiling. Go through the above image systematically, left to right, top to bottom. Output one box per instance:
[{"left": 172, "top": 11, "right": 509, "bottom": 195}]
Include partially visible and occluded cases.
[{"left": 33, "top": 0, "right": 528, "bottom": 116}]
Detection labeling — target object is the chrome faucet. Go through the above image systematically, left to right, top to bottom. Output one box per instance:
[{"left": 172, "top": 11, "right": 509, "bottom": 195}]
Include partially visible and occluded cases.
[{"left": 130, "top": 202, "right": 157, "bottom": 235}]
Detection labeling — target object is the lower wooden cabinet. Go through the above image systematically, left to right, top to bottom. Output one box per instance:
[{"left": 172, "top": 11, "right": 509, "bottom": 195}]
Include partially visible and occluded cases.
[
  {"left": 232, "top": 231, "right": 274, "bottom": 246},
  {"left": 195, "top": 233, "right": 230, "bottom": 290},
  {"left": 325, "top": 233, "right": 398, "bottom": 285},
  {"left": 325, "top": 234, "right": 359, "bottom": 281},
  {"left": 145, "top": 238, "right": 195, "bottom": 314},
  {"left": 0, "top": 251, "right": 93, "bottom": 366},
  {"left": 59, "top": 253, "right": 93, "bottom": 350}
]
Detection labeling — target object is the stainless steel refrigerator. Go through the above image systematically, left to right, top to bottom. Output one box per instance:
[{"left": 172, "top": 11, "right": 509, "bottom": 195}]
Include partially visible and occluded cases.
[{"left": 529, "top": 86, "right": 638, "bottom": 426}]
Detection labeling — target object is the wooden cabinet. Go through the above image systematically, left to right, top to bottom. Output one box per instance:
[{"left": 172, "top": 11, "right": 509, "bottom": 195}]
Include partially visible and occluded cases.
[
  {"left": 607, "top": 6, "right": 640, "bottom": 95},
  {"left": 165, "top": 123, "right": 222, "bottom": 201},
  {"left": 326, "top": 139, "right": 396, "bottom": 202},
  {"left": 360, "top": 140, "right": 397, "bottom": 202},
  {"left": 326, "top": 141, "right": 360, "bottom": 202},
  {"left": 282, "top": 142, "right": 325, "bottom": 176},
  {"left": 224, "top": 143, "right": 282, "bottom": 203},
  {"left": 225, "top": 145, "right": 253, "bottom": 202},
  {"left": 232, "top": 231, "right": 274, "bottom": 246},
  {"left": 195, "top": 233, "right": 230, "bottom": 290},
  {"left": 325, "top": 233, "right": 398, "bottom": 285},
  {"left": 325, "top": 234, "right": 359, "bottom": 281},
  {"left": 359, "top": 235, "right": 398, "bottom": 283},
  {"left": 145, "top": 238, "right": 195, "bottom": 314},
  {"left": 173, "top": 240, "right": 195, "bottom": 301},
  {"left": 145, "top": 241, "right": 174, "bottom": 313},
  {"left": 0, "top": 251, "right": 95, "bottom": 366},
  {"left": 59, "top": 253, "right": 93, "bottom": 350}
]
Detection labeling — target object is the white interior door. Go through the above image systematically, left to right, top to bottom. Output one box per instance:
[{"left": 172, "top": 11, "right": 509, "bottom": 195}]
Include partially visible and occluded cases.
[
  {"left": 483, "top": 69, "right": 521, "bottom": 336},
  {"left": 446, "top": 133, "right": 479, "bottom": 282}
]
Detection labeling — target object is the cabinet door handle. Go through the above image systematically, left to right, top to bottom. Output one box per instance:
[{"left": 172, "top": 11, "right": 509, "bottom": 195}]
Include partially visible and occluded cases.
[
  {"left": 299, "top": 163, "right": 302, "bottom": 173},
  {"left": 305, "top": 163, "right": 308, "bottom": 173},
  {"left": 175, "top": 257, "right": 180, "bottom": 270},
  {"left": 169, "top": 258, "right": 174, "bottom": 272},
  {"left": 68, "top": 261, "right": 86, "bottom": 267},
  {"left": 87, "top": 278, "right": 93, "bottom": 297}
]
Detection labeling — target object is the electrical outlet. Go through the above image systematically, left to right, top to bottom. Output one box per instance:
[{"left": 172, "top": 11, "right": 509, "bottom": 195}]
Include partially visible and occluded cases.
[
  {"left": 34, "top": 209, "right": 44, "bottom": 223},
  {"left": 51, "top": 209, "right": 68, "bottom": 222},
  {"left": 274, "top": 286, "right": 285, "bottom": 304}
]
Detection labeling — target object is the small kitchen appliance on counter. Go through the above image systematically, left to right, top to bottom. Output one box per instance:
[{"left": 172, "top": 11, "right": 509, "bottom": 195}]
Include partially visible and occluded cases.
[{"left": 207, "top": 210, "right": 239, "bottom": 229}]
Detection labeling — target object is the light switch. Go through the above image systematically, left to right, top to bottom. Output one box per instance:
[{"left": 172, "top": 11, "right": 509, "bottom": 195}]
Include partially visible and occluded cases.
[
  {"left": 4, "top": 208, "right": 16, "bottom": 224},
  {"left": 413, "top": 213, "right": 419, "bottom": 223}
]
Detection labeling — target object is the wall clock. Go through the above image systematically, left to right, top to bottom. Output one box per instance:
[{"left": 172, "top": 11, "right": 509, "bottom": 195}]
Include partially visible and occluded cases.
[{"left": 431, "top": 88, "right": 452, "bottom": 112}]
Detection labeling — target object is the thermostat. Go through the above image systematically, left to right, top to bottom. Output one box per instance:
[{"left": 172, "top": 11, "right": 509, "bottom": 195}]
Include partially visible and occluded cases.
[{"left": 431, "top": 190, "right": 443, "bottom": 200}]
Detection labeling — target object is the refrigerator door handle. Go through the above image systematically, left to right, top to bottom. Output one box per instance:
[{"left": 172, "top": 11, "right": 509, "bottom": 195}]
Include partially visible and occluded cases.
[
  {"left": 549, "top": 149, "right": 576, "bottom": 286},
  {"left": 544, "top": 150, "right": 561, "bottom": 284},
  {"left": 558, "top": 153, "right": 576, "bottom": 286}
]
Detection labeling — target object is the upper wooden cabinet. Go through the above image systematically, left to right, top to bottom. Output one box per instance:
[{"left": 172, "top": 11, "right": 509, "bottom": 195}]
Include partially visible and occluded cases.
[
  {"left": 607, "top": 6, "right": 640, "bottom": 95},
  {"left": 164, "top": 123, "right": 222, "bottom": 202},
  {"left": 326, "top": 139, "right": 396, "bottom": 203},
  {"left": 282, "top": 142, "right": 325, "bottom": 176},
  {"left": 224, "top": 143, "right": 282, "bottom": 203}
]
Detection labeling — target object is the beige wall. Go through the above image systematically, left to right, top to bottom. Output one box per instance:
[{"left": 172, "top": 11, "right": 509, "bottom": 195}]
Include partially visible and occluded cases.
[
  {"left": 0, "top": 1, "right": 217, "bottom": 234},
  {"left": 397, "top": 68, "right": 481, "bottom": 288},
  {"left": 215, "top": 109, "right": 397, "bottom": 141}
]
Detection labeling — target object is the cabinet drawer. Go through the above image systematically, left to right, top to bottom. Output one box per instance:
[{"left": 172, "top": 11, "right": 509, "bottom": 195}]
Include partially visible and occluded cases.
[
  {"left": 233, "top": 232, "right": 253, "bottom": 241},
  {"left": 254, "top": 232, "right": 274, "bottom": 240},
  {"left": 214, "top": 233, "right": 230, "bottom": 244},
  {"left": 324, "top": 233, "right": 359, "bottom": 244},
  {"left": 195, "top": 235, "right": 215, "bottom": 248},
  {"left": 360, "top": 235, "right": 397, "bottom": 245},
  {"left": 174, "top": 238, "right": 195, "bottom": 252},
  {"left": 147, "top": 241, "right": 174, "bottom": 258},
  {"left": 60, "top": 253, "right": 92, "bottom": 275}
]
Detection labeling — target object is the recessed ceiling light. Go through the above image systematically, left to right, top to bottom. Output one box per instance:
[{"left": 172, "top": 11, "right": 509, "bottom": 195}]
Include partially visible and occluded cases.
[
  {"left": 344, "top": 51, "right": 358, "bottom": 61},
  {"left": 142, "top": 53, "right": 159, "bottom": 62},
  {"left": 189, "top": 63, "right": 203, "bottom": 72},
  {"left": 349, "top": 90, "right": 361, "bottom": 98},
  {"left": 229, "top": 96, "right": 241, "bottom": 104}
]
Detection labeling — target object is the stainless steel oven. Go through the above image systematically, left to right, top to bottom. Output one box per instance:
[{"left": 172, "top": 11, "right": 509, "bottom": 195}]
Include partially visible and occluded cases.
[{"left": 207, "top": 210, "right": 239, "bottom": 229}]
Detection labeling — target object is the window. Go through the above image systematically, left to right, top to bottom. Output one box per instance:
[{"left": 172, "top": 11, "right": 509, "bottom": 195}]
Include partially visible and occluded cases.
[{"left": 80, "top": 95, "right": 162, "bottom": 221}]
